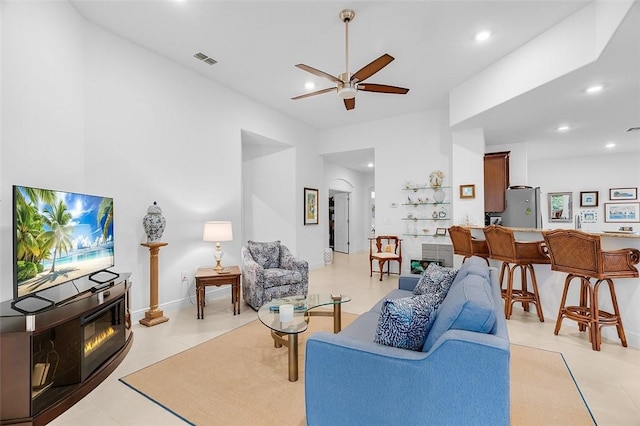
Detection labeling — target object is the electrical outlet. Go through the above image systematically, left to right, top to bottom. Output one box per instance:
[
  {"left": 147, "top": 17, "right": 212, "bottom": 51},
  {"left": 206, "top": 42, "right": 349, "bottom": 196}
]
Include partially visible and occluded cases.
[{"left": 181, "top": 271, "right": 188, "bottom": 283}]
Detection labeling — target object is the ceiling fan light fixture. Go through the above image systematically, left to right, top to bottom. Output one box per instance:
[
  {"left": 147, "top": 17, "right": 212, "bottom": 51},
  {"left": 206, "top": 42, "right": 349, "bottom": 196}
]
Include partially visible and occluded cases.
[{"left": 338, "top": 84, "right": 357, "bottom": 99}]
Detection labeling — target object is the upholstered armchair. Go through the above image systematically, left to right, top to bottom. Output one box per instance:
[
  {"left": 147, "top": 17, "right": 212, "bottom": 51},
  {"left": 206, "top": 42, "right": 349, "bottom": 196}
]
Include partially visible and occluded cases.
[{"left": 241, "top": 240, "right": 309, "bottom": 310}]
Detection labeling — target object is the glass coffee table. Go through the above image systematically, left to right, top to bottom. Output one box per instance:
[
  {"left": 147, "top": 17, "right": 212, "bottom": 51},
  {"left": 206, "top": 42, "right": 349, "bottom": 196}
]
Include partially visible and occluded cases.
[{"left": 257, "top": 294, "right": 351, "bottom": 382}]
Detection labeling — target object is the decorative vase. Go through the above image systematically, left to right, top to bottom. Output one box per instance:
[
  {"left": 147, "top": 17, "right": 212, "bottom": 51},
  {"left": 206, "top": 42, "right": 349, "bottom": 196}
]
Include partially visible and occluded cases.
[
  {"left": 429, "top": 170, "right": 444, "bottom": 188},
  {"left": 433, "top": 189, "right": 446, "bottom": 203},
  {"left": 143, "top": 201, "right": 166, "bottom": 242}
]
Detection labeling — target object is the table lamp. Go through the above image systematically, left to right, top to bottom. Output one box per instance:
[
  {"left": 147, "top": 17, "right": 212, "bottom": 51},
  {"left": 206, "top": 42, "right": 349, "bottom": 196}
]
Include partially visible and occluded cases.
[{"left": 203, "top": 221, "right": 233, "bottom": 272}]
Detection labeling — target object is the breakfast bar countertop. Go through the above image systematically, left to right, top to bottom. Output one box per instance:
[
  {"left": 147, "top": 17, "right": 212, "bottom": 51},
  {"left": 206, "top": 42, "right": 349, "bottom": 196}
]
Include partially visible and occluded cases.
[{"left": 467, "top": 225, "right": 640, "bottom": 239}]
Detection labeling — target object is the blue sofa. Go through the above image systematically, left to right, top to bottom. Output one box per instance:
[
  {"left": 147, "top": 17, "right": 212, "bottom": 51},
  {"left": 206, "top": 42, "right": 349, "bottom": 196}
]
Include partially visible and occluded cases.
[{"left": 305, "top": 256, "right": 510, "bottom": 425}]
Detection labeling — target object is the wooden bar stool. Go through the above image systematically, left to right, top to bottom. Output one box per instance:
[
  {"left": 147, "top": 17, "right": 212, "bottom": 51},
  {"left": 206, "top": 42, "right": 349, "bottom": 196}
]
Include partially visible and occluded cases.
[
  {"left": 483, "top": 225, "right": 549, "bottom": 321},
  {"left": 448, "top": 226, "right": 489, "bottom": 264},
  {"left": 542, "top": 229, "right": 640, "bottom": 351}
]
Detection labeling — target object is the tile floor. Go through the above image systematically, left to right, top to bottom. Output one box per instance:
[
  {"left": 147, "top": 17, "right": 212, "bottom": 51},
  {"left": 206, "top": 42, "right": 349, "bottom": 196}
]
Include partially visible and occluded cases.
[{"left": 50, "top": 252, "right": 639, "bottom": 425}]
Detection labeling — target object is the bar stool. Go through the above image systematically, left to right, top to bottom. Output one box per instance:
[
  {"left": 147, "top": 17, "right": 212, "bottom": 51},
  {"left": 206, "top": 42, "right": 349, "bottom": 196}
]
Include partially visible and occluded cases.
[
  {"left": 483, "top": 225, "right": 549, "bottom": 321},
  {"left": 448, "top": 226, "right": 489, "bottom": 264},
  {"left": 542, "top": 229, "right": 640, "bottom": 351}
]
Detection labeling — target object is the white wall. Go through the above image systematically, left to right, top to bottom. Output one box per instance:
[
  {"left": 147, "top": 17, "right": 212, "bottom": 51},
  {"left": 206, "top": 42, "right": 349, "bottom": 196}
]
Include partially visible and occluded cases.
[
  {"left": 0, "top": 2, "right": 323, "bottom": 316},
  {"left": 318, "top": 109, "right": 453, "bottom": 273},
  {"left": 242, "top": 147, "right": 296, "bottom": 249}
]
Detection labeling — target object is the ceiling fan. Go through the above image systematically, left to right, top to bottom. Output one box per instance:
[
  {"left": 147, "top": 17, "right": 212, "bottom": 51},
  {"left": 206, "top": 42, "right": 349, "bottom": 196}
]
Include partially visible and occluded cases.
[{"left": 292, "top": 9, "right": 409, "bottom": 110}]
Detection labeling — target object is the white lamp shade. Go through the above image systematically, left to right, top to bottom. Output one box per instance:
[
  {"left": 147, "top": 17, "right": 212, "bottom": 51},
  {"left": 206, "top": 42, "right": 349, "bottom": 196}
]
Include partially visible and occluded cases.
[{"left": 203, "top": 221, "right": 233, "bottom": 242}]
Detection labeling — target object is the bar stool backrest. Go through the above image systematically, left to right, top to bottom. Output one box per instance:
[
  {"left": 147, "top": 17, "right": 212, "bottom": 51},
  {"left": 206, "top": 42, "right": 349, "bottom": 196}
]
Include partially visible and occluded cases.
[
  {"left": 483, "top": 225, "right": 517, "bottom": 262},
  {"left": 448, "top": 226, "right": 474, "bottom": 258},
  {"left": 543, "top": 229, "right": 639, "bottom": 279}
]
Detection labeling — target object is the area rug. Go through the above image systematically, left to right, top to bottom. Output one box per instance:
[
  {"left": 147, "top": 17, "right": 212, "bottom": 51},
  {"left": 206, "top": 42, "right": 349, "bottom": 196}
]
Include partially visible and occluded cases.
[{"left": 120, "top": 314, "right": 594, "bottom": 425}]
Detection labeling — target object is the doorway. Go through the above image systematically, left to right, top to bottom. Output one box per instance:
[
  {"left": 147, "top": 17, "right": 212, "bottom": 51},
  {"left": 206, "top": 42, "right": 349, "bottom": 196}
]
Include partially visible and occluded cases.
[{"left": 329, "top": 191, "right": 350, "bottom": 254}]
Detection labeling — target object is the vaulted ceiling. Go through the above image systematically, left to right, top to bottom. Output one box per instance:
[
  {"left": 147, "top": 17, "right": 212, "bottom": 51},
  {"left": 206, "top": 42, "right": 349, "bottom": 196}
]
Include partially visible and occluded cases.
[{"left": 71, "top": 1, "right": 639, "bottom": 165}]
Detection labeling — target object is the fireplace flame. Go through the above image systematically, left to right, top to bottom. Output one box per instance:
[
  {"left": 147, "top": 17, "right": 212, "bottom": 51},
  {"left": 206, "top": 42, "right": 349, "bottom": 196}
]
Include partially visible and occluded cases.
[{"left": 84, "top": 326, "right": 116, "bottom": 356}]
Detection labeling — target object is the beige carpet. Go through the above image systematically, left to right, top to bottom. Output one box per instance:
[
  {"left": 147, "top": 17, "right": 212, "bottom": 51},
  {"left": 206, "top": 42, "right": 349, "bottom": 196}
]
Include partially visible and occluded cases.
[{"left": 120, "top": 314, "right": 594, "bottom": 425}]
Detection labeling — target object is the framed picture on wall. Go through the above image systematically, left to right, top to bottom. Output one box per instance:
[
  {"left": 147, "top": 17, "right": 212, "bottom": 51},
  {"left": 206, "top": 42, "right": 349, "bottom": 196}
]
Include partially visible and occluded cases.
[
  {"left": 459, "top": 184, "right": 475, "bottom": 199},
  {"left": 304, "top": 187, "right": 319, "bottom": 225},
  {"left": 609, "top": 187, "right": 637, "bottom": 201},
  {"left": 580, "top": 191, "right": 598, "bottom": 207},
  {"left": 604, "top": 202, "right": 640, "bottom": 223},
  {"left": 580, "top": 210, "right": 598, "bottom": 223}
]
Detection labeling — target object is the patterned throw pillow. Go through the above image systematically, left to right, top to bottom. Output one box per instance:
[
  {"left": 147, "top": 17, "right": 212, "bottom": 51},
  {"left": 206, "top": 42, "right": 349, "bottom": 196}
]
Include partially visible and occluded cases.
[
  {"left": 247, "top": 240, "right": 281, "bottom": 269},
  {"left": 413, "top": 263, "right": 458, "bottom": 304},
  {"left": 374, "top": 295, "right": 438, "bottom": 351}
]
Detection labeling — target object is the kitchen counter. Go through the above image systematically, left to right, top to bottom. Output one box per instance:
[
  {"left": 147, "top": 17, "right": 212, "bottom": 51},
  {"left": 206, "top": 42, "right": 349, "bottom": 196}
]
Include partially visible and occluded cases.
[{"left": 468, "top": 225, "right": 640, "bottom": 239}]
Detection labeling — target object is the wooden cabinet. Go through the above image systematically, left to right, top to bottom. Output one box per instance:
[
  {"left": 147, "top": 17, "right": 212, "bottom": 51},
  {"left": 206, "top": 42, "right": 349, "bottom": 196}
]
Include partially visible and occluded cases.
[
  {"left": 484, "top": 151, "right": 510, "bottom": 212},
  {"left": 1, "top": 275, "right": 132, "bottom": 425}
]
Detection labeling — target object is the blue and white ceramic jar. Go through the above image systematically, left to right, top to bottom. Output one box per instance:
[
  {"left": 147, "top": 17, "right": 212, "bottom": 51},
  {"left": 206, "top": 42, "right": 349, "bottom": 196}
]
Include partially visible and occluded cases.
[{"left": 143, "top": 201, "right": 166, "bottom": 242}]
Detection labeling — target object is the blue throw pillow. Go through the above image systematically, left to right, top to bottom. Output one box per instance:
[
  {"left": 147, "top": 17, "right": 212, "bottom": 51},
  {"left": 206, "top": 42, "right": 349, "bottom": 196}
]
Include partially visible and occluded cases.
[
  {"left": 413, "top": 263, "right": 458, "bottom": 305},
  {"left": 374, "top": 295, "right": 438, "bottom": 351}
]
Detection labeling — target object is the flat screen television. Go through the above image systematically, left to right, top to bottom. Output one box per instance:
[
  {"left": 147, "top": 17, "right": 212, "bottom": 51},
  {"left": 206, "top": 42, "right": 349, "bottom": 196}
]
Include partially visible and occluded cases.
[{"left": 13, "top": 185, "right": 115, "bottom": 302}]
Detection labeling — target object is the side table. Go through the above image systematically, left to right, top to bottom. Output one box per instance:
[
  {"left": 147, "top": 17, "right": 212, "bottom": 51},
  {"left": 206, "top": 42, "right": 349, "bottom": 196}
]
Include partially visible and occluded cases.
[{"left": 194, "top": 266, "right": 241, "bottom": 319}]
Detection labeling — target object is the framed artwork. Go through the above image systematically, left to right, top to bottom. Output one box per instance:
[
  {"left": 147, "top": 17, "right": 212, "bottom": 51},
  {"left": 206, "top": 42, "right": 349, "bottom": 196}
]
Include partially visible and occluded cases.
[
  {"left": 459, "top": 184, "right": 475, "bottom": 199},
  {"left": 304, "top": 187, "right": 319, "bottom": 225},
  {"left": 609, "top": 187, "right": 637, "bottom": 201},
  {"left": 580, "top": 191, "right": 598, "bottom": 207},
  {"left": 548, "top": 192, "right": 573, "bottom": 222},
  {"left": 604, "top": 202, "right": 640, "bottom": 223},
  {"left": 580, "top": 210, "right": 598, "bottom": 223},
  {"left": 435, "top": 227, "right": 447, "bottom": 236}
]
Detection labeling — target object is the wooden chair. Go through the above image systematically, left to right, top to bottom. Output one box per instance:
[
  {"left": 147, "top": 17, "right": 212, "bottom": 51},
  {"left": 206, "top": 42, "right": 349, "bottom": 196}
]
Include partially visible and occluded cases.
[
  {"left": 483, "top": 225, "right": 549, "bottom": 321},
  {"left": 448, "top": 226, "right": 490, "bottom": 264},
  {"left": 542, "top": 229, "right": 640, "bottom": 351},
  {"left": 369, "top": 236, "right": 402, "bottom": 281}
]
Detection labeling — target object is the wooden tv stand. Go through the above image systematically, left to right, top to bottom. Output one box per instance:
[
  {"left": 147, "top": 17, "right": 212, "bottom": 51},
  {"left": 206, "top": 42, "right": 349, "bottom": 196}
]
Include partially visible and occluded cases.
[{"left": 0, "top": 274, "right": 133, "bottom": 426}]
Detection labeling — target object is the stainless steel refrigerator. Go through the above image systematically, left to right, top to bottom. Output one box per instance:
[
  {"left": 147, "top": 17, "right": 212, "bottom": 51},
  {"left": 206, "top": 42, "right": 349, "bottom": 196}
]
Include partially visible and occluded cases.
[{"left": 501, "top": 187, "right": 542, "bottom": 228}]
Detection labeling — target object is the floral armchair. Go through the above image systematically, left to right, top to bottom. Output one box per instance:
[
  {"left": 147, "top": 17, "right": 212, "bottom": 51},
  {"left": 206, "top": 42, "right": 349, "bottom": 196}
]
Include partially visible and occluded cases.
[{"left": 241, "top": 240, "right": 309, "bottom": 310}]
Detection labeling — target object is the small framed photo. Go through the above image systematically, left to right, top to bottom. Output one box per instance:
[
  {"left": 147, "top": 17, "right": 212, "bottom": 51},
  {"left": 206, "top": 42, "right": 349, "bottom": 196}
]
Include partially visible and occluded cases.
[
  {"left": 459, "top": 184, "right": 475, "bottom": 199},
  {"left": 304, "top": 187, "right": 319, "bottom": 225},
  {"left": 609, "top": 187, "right": 637, "bottom": 200},
  {"left": 580, "top": 191, "right": 598, "bottom": 207},
  {"left": 604, "top": 202, "right": 640, "bottom": 223},
  {"left": 580, "top": 210, "right": 598, "bottom": 223},
  {"left": 435, "top": 227, "right": 447, "bottom": 236}
]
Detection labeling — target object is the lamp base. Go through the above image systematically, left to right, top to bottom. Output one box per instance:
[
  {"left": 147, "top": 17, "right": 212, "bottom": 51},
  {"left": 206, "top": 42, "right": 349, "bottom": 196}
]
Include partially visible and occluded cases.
[{"left": 213, "top": 260, "right": 230, "bottom": 274}]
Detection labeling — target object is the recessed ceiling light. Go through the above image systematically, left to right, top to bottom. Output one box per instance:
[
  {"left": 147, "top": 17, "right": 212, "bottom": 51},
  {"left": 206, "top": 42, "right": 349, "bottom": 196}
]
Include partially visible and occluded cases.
[
  {"left": 475, "top": 31, "right": 491, "bottom": 42},
  {"left": 305, "top": 82, "right": 315, "bottom": 90},
  {"left": 585, "top": 84, "right": 603, "bottom": 94},
  {"left": 557, "top": 125, "right": 570, "bottom": 132},
  {"left": 605, "top": 142, "right": 616, "bottom": 148},
  {"left": 367, "top": 162, "right": 374, "bottom": 168}
]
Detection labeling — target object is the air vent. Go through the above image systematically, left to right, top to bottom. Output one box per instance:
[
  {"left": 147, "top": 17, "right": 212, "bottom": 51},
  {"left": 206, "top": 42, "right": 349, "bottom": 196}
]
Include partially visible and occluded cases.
[
  {"left": 193, "top": 52, "right": 217, "bottom": 65},
  {"left": 626, "top": 127, "right": 640, "bottom": 132}
]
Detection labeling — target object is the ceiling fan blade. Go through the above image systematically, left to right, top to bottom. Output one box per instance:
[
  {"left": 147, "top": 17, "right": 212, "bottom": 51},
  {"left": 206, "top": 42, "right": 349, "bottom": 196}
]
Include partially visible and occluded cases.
[
  {"left": 351, "top": 54, "right": 394, "bottom": 83},
  {"left": 295, "top": 64, "right": 343, "bottom": 84},
  {"left": 358, "top": 83, "right": 409, "bottom": 94},
  {"left": 291, "top": 87, "right": 336, "bottom": 100},
  {"left": 344, "top": 98, "right": 355, "bottom": 110}
]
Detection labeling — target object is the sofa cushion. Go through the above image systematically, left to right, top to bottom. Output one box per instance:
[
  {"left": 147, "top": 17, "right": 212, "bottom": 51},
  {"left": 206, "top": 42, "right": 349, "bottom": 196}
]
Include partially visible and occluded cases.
[
  {"left": 247, "top": 240, "right": 281, "bottom": 269},
  {"left": 450, "top": 256, "right": 491, "bottom": 288},
  {"left": 413, "top": 263, "right": 457, "bottom": 305},
  {"left": 262, "top": 268, "right": 302, "bottom": 288},
  {"left": 423, "top": 274, "right": 496, "bottom": 352},
  {"left": 374, "top": 295, "right": 438, "bottom": 351}
]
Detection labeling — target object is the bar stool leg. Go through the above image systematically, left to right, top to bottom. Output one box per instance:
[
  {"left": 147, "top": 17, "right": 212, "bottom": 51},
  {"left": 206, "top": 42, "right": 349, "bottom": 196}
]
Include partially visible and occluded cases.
[
  {"left": 504, "top": 264, "right": 516, "bottom": 319},
  {"left": 526, "top": 264, "right": 544, "bottom": 322},
  {"left": 519, "top": 265, "right": 530, "bottom": 312},
  {"left": 554, "top": 274, "right": 574, "bottom": 335},
  {"left": 605, "top": 278, "right": 628, "bottom": 347},
  {"left": 588, "top": 280, "right": 599, "bottom": 351}
]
